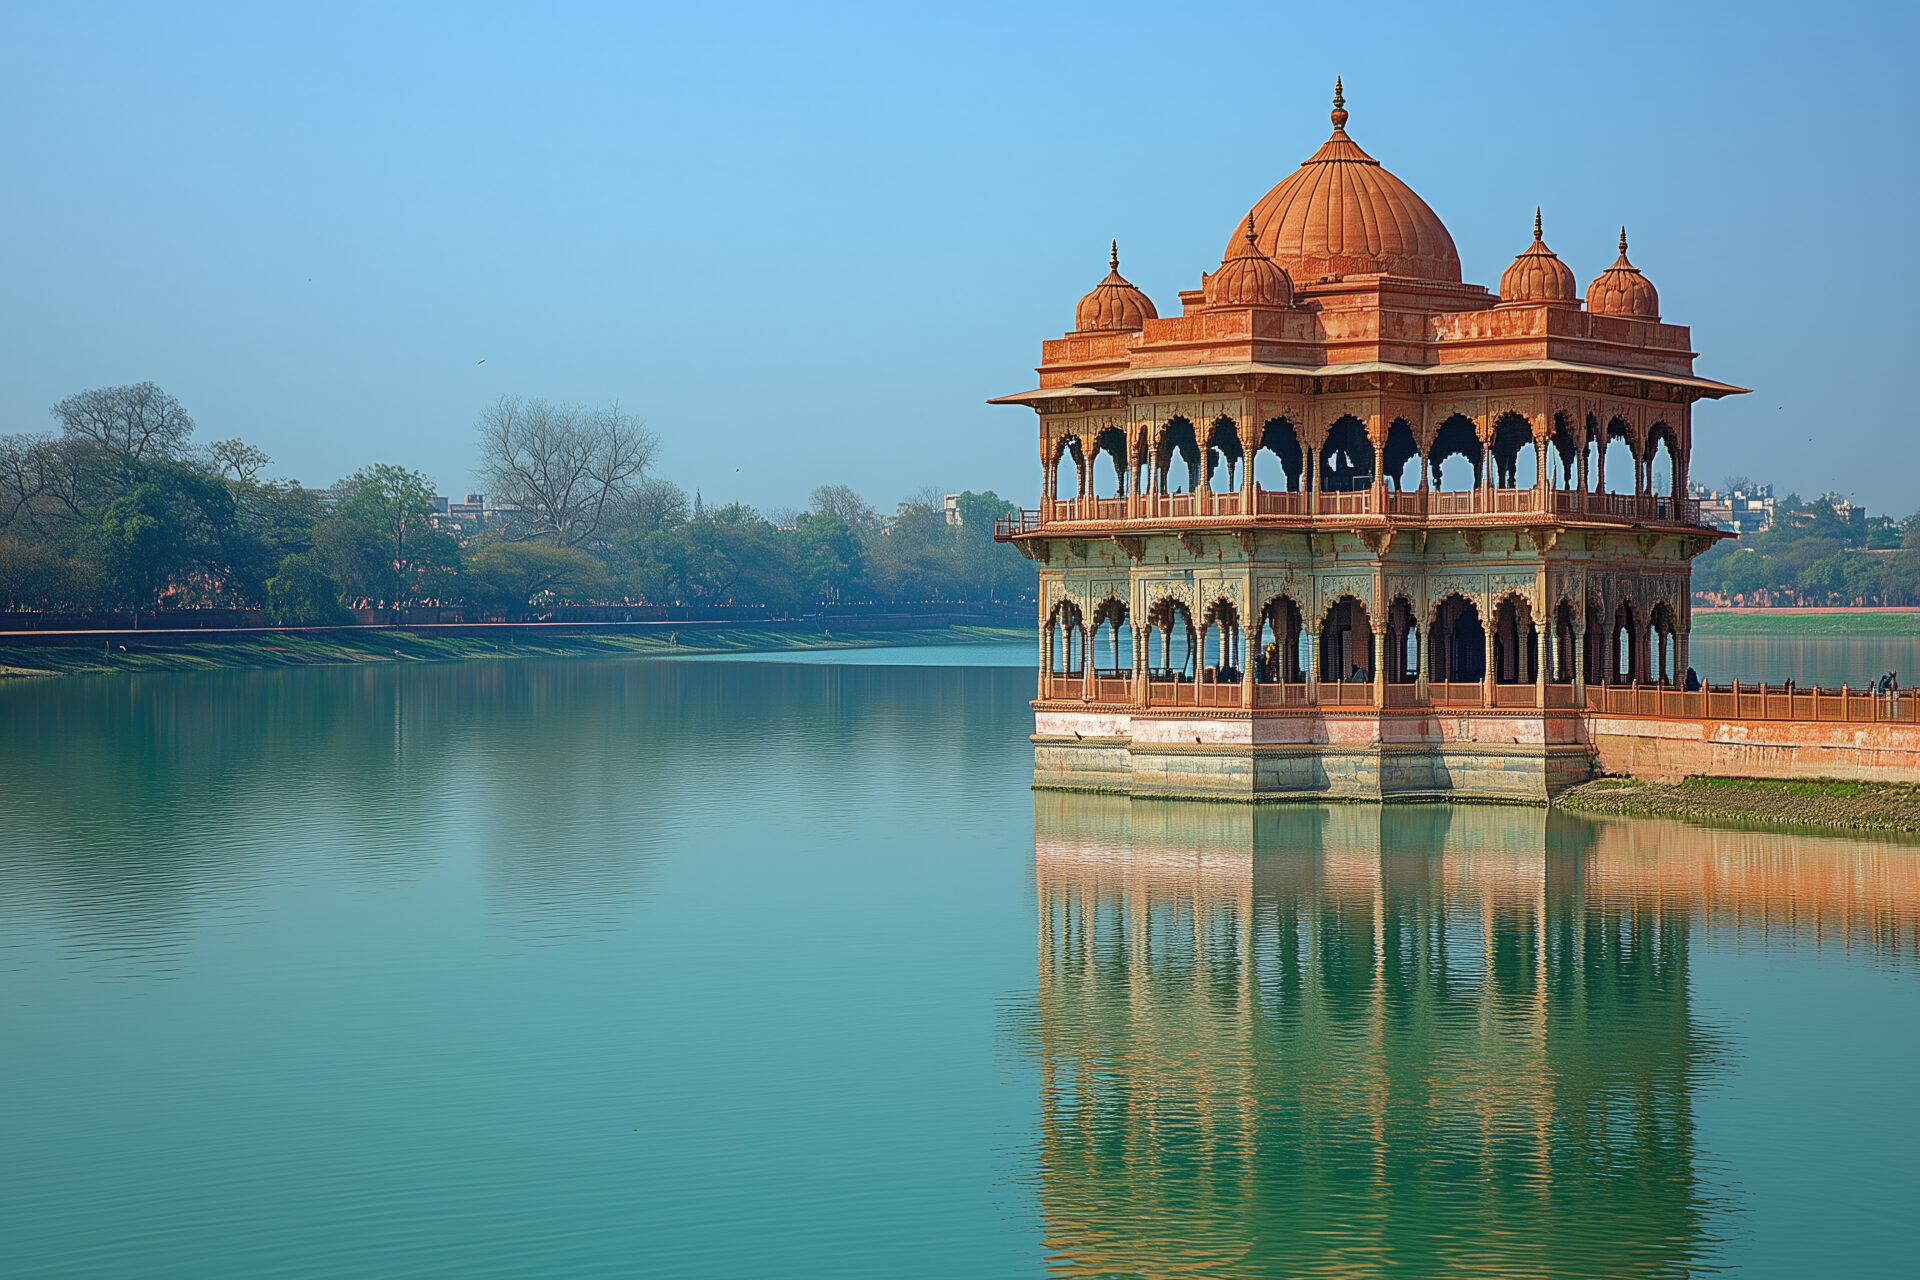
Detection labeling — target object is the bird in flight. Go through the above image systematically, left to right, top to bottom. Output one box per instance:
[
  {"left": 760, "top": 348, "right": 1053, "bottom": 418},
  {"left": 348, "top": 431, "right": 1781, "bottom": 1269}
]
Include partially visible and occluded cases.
[{"left": 477, "top": 358, "right": 486, "bottom": 365}]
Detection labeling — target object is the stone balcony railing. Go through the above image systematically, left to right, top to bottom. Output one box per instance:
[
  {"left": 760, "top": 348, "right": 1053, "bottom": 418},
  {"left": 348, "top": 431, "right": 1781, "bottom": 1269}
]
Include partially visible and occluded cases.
[
  {"left": 995, "top": 487, "right": 1697, "bottom": 538},
  {"left": 1035, "top": 675, "right": 1917, "bottom": 723}
]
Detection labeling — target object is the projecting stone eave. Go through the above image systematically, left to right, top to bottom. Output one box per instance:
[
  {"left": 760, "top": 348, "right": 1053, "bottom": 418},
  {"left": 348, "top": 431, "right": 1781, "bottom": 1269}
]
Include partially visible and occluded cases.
[{"left": 1020, "top": 357, "right": 1748, "bottom": 400}]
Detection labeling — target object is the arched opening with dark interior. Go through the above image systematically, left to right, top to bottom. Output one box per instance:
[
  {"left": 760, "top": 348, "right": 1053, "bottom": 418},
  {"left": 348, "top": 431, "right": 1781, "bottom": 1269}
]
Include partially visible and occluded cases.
[
  {"left": 1490, "top": 413, "right": 1536, "bottom": 490},
  {"left": 1548, "top": 413, "right": 1579, "bottom": 489},
  {"left": 1429, "top": 415, "right": 1482, "bottom": 491},
  {"left": 1319, "top": 416, "right": 1375, "bottom": 493},
  {"left": 1255, "top": 417, "right": 1304, "bottom": 493},
  {"left": 1156, "top": 418, "right": 1201, "bottom": 495},
  {"left": 1203, "top": 418, "right": 1243, "bottom": 495},
  {"left": 1382, "top": 418, "right": 1419, "bottom": 492},
  {"left": 1602, "top": 418, "right": 1636, "bottom": 495},
  {"left": 1646, "top": 422, "right": 1680, "bottom": 503},
  {"left": 1089, "top": 427, "right": 1129, "bottom": 499},
  {"left": 1052, "top": 436, "right": 1084, "bottom": 502},
  {"left": 1429, "top": 594, "right": 1486, "bottom": 685},
  {"left": 1255, "top": 595, "right": 1306, "bottom": 683},
  {"left": 1491, "top": 595, "right": 1536, "bottom": 684},
  {"left": 1319, "top": 596, "right": 1374, "bottom": 684},
  {"left": 1383, "top": 596, "right": 1419, "bottom": 682},
  {"left": 1089, "top": 598, "right": 1131, "bottom": 678},
  {"left": 1145, "top": 598, "right": 1196, "bottom": 682},
  {"left": 1199, "top": 598, "right": 1242, "bottom": 683},
  {"left": 1552, "top": 599, "right": 1578, "bottom": 682},
  {"left": 1048, "top": 600, "right": 1085, "bottom": 675},
  {"left": 1583, "top": 600, "right": 1606, "bottom": 687},
  {"left": 1611, "top": 600, "right": 1640, "bottom": 684},
  {"left": 1649, "top": 600, "right": 1678, "bottom": 685}
]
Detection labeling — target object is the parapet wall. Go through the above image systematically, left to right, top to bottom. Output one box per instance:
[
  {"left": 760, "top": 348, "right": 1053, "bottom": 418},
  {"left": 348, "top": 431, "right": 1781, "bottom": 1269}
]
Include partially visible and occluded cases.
[
  {"left": 1034, "top": 706, "right": 1920, "bottom": 802},
  {"left": 1588, "top": 715, "right": 1920, "bottom": 784}
]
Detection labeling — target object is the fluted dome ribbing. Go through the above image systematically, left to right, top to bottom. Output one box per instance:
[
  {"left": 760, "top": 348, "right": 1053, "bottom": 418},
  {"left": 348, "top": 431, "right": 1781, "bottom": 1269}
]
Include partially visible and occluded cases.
[
  {"left": 1234, "top": 81, "right": 1462, "bottom": 284},
  {"left": 1499, "top": 209, "right": 1578, "bottom": 303},
  {"left": 1205, "top": 216, "right": 1294, "bottom": 308},
  {"left": 1586, "top": 228, "right": 1660, "bottom": 319},
  {"left": 1074, "top": 241, "right": 1158, "bottom": 332}
]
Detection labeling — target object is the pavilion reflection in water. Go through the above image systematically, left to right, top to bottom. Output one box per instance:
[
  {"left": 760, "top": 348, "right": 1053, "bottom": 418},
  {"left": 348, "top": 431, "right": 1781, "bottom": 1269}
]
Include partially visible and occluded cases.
[{"left": 1030, "top": 796, "right": 1920, "bottom": 1278}]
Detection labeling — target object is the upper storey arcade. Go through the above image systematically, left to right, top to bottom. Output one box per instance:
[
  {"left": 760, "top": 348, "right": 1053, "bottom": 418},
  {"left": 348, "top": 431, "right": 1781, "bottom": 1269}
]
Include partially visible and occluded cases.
[{"left": 993, "top": 83, "right": 1745, "bottom": 536}]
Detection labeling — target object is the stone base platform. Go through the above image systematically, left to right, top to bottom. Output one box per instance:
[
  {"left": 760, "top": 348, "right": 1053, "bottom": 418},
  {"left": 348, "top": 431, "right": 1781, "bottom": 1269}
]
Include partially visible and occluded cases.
[{"left": 1034, "top": 706, "right": 1594, "bottom": 803}]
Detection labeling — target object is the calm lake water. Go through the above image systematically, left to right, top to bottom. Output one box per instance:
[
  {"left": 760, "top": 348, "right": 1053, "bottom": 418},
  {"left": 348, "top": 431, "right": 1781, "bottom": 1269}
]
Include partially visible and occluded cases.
[{"left": 2, "top": 642, "right": 1918, "bottom": 1278}]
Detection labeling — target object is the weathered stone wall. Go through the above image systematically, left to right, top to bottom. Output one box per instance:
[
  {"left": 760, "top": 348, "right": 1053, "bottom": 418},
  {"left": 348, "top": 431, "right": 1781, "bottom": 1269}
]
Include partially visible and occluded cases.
[
  {"left": 1033, "top": 707, "right": 1920, "bottom": 802},
  {"left": 1034, "top": 707, "right": 1591, "bottom": 803},
  {"left": 1588, "top": 716, "right": 1920, "bottom": 784}
]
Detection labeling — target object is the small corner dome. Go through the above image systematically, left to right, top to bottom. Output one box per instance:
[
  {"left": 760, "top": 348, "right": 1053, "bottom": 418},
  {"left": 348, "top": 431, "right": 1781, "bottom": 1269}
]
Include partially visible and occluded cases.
[
  {"left": 1499, "top": 209, "right": 1578, "bottom": 304},
  {"left": 1206, "top": 216, "right": 1294, "bottom": 308},
  {"left": 1585, "top": 228, "right": 1660, "bottom": 319},
  {"left": 1075, "top": 241, "right": 1158, "bottom": 332}
]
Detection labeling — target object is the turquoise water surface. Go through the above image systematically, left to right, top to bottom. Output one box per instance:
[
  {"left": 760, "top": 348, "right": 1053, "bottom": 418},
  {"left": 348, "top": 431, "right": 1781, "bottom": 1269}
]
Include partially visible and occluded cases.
[{"left": 1, "top": 648, "right": 1916, "bottom": 1278}]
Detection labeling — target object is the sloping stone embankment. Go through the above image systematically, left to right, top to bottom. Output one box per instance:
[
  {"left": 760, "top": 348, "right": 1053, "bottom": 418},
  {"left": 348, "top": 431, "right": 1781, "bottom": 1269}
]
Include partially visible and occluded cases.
[{"left": 1560, "top": 776, "right": 1920, "bottom": 835}]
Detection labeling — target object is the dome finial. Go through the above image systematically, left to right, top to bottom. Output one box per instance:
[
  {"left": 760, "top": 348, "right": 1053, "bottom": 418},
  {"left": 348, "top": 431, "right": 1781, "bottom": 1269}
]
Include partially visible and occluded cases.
[
  {"left": 1330, "top": 76, "right": 1348, "bottom": 130},
  {"left": 1534, "top": 206, "right": 1543, "bottom": 241},
  {"left": 1244, "top": 212, "right": 1258, "bottom": 245},
  {"left": 1619, "top": 226, "right": 1629, "bottom": 256},
  {"left": 1109, "top": 239, "right": 1118, "bottom": 272}
]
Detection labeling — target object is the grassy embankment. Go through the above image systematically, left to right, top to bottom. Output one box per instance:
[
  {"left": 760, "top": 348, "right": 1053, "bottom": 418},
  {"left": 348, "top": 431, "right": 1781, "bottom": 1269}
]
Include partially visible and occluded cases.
[
  {"left": 1690, "top": 610, "right": 1920, "bottom": 637},
  {"left": 0, "top": 625, "right": 1028, "bottom": 679},
  {"left": 1560, "top": 774, "right": 1920, "bottom": 835}
]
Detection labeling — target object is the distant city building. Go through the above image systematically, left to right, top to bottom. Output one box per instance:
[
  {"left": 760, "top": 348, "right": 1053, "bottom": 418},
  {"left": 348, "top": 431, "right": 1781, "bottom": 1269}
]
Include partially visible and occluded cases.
[
  {"left": 1691, "top": 483, "right": 1774, "bottom": 537},
  {"left": 944, "top": 493, "right": 961, "bottom": 525},
  {"left": 1830, "top": 497, "right": 1868, "bottom": 547}
]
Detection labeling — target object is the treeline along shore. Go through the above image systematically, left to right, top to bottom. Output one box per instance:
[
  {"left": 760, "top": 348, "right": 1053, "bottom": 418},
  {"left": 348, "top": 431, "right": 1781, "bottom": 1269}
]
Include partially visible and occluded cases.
[{"left": 0, "top": 383, "right": 1036, "bottom": 627}]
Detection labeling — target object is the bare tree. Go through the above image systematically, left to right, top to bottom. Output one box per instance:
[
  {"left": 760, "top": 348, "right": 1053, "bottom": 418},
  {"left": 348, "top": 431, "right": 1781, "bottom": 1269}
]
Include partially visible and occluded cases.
[
  {"left": 52, "top": 382, "right": 195, "bottom": 466},
  {"left": 476, "top": 395, "right": 658, "bottom": 546},
  {"left": 0, "top": 435, "right": 52, "bottom": 529},
  {"left": 208, "top": 438, "right": 273, "bottom": 485},
  {"left": 627, "top": 476, "right": 691, "bottom": 532},
  {"left": 809, "top": 483, "right": 881, "bottom": 534}
]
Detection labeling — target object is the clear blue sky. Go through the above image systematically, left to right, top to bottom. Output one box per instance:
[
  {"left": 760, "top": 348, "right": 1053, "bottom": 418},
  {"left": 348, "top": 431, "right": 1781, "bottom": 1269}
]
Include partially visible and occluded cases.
[{"left": 1, "top": 2, "right": 1913, "bottom": 513}]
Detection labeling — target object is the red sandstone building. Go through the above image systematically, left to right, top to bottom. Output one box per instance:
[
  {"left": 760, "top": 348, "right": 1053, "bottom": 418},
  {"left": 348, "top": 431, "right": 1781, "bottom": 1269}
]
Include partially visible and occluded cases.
[{"left": 993, "top": 83, "right": 1750, "bottom": 800}]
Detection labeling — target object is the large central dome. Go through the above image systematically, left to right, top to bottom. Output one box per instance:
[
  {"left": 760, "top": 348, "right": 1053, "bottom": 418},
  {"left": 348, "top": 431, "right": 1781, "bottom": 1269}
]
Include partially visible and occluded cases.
[{"left": 1234, "top": 81, "right": 1461, "bottom": 284}]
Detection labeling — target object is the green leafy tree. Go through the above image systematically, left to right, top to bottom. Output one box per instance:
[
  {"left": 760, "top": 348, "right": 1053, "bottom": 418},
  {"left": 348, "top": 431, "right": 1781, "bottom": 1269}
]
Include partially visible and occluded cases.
[
  {"left": 89, "top": 463, "right": 242, "bottom": 609},
  {"left": 324, "top": 465, "right": 460, "bottom": 607},
  {"left": 952, "top": 489, "right": 1029, "bottom": 602},
  {"left": 790, "top": 511, "right": 865, "bottom": 602},
  {"left": 0, "top": 534, "right": 87, "bottom": 610},
  {"left": 464, "top": 540, "right": 609, "bottom": 615},
  {"left": 265, "top": 552, "right": 352, "bottom": 625}
]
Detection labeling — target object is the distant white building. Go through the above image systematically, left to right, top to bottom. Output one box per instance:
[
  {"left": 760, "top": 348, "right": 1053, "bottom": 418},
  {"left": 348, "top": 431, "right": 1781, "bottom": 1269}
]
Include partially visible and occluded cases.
[{"left": 1692, "top": 483, "right": 1774, "bottom": 537}]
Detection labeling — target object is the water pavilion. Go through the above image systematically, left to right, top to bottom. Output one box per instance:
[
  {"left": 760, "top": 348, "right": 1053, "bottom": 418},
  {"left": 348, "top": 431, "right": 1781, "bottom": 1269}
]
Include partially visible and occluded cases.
[{"left": 993, "top": 82, "right": 1748, "bottom": 800}]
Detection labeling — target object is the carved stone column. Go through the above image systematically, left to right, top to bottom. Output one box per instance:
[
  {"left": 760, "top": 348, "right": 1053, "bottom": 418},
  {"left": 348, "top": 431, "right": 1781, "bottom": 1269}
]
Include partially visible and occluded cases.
[
  {"left": 1367, "top": 416, "right": 1388, "bottom": 512},
  {"left": 1415, "top": 606, "right": 1430, "bottom": 702},
  {"left": 1537, "top": 609, "right": 1552, "bottom": 708},
  {"left": 1039, "top": 615, "right": 1053, "bottom": 702},
  {"left": 1482, "top": 615, "right": 1496, "bottom": 707},
  {"left": 1081, "top": 617, "right": 1096, "bottom": 701},
  {"left": 1133, "top": 619, "right": 1148, "bottom": 707},
  {"left": 1572, "top": 621, "right": 1587, "bottom": 704},
  {"left": 1242, "top": 623, "right": 1258, "bottom": 708},
  {"left": 1371, "top": 625, "right": 1385, "bottom": 708},
  {"left": 1305, "top": 628, "right": 1320, "bottom": 706}
]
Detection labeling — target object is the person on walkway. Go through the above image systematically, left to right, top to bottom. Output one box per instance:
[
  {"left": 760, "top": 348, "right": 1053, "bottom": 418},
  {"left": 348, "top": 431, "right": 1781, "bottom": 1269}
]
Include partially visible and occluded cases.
[{"left": 1684, "top": 666, "right": 1701, "bottom": 693}]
